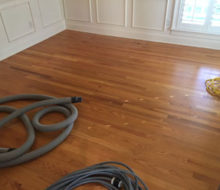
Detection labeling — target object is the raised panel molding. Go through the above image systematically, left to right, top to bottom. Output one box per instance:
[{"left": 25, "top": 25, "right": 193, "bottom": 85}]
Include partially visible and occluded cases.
[
  {"left": 0, "top": 0, "right": 30, "bottom": 11},
  {"left": 38, "top": 0, "right": 62, "bottom": 27},
  {"left": 64, "top": 0, "right": 92, "bottom": 22},
  {"left": 96, "top": 0, "right": 127, "bottom": 26},
  {"left": 132, "top": 0, "right": 168, "bottom": 31},
  {"left": 1, "top": 2, "right": 35, "bottom": 42},
  {"left": 0, "top": 16, "right": 8, "bottom": 46}
]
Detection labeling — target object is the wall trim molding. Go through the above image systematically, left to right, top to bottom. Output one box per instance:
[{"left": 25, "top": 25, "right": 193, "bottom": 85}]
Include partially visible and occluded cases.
[
  {"left": 0, "top": 0, "right": 30, "bottom": 11},
  {"left": 37, "top": 0, "right": 63, "bottom": 28},
  {"left": 64, "top": 0, "right": 92, "bottom": 23},
  {"left": 96, "top": 0, "right": 127, "bottom": 26},
  {"left": 132, "top": 0, "right": 168, "bottom": 31},
  {"left": 163, "top": 0, "right": 169, "bottom": 31},
  {"left": 1, "top": 1, "right": 36, "bottom": 42},
  {"left": 0, "top": 20, "right": 65, "bottom": 61},
  {"left": 66, "top": 21, "right": 220, "bottom": 50}
]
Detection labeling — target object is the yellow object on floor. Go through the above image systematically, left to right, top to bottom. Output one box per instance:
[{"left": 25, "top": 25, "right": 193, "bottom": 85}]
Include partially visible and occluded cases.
[{"left": 205, "top": 77, "right": 220, "bottom": 96}]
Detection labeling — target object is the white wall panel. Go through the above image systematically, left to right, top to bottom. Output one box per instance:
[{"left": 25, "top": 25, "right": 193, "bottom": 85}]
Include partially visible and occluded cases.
[
  {"left": 0, "top": 0, "right": 65, "bottom": 61},
  {"left": 0, "top": 0, "right": 218, "bottom": 61},
  {"left": 38, "top": 0, "right": 62, "bottom": 27},
  {"left": 64, "top": 0, "right": 91, "bottom": 22},
  {"left": 96, "top": 0, "right": 126, "bottom": 26},
  {"left": 132, "top": 0, "right": 167, "bottom": 30},
  {"left": 1, "top": 2, "right": 35, "bottom": 41},
  {"left": 0, "top": 18, "right": 8, "bottom": 48}
]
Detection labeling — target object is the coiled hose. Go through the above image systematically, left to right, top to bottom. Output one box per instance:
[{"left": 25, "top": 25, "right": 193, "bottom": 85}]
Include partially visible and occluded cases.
[
  {"left": 205, "top": 77, "right": 220, "bottom": 97},
  {"left": 0, "top": 94, "right": 82, "bottom": 168},
  {"left": 47, "top": 161, "right": 149, "bottom": 190}
]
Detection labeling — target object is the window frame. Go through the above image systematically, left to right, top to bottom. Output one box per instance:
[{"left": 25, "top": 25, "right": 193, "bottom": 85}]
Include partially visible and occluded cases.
[{"left": 172, "top": 0, "right": 220, "bottom": 35}]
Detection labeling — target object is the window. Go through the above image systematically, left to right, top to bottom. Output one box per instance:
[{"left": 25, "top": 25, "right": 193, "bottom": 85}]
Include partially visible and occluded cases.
[
  {"left": 174, "top": 0, "right": 220, "bottom": 34},
  {"left": 212, "top": 0, "right": 220, "bottom": 27}
]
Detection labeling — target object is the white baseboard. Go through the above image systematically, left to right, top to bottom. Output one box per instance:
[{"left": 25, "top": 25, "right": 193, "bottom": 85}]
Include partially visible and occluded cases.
[
  {"left": 1, "top": 18, "right": 219, "bottom": 62},
  {"left": 0, "top": 20, "right": 65, "bottom": 61},
  {"left": 66, "top": 21, "right": 220, "bottom": 50}
]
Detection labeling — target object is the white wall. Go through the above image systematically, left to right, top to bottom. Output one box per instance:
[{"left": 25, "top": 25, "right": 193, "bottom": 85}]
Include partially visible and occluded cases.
[
  {"left": 0, "top": 0, "right": 65, "bottom": 60},
  {"left": 0, "top": 0, "right": 219, "bottom": 61},
  {"left": 64, "top": 0, "right": 220, "bottom": 50}
]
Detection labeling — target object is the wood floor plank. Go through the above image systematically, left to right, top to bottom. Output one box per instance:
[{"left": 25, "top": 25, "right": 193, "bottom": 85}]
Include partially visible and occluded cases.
[{"left": 0, "top": 30, "right": 220, "bottom": 190}]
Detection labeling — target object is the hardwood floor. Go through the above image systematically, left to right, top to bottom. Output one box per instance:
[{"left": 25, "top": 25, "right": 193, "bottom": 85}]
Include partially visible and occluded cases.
[{"left": 0, "top": 30, "right": 220, "bottom": 190}]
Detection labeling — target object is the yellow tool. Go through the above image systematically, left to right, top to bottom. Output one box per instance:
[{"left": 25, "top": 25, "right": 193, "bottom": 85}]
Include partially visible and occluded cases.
[{"left": 205, "top": 77, "right": 220, "bottom": 96}]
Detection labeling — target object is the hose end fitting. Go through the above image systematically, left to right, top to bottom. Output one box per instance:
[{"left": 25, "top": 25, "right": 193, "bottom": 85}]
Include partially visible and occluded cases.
[
  {"left": 71, "top": 97, "right": 82, "bottom": 103},
  {"left": 111, "top": 177, "right": 123, "bottom": 189}
]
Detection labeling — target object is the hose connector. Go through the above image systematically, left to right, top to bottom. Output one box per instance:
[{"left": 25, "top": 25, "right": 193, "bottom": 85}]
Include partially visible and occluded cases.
[
  {"left": 71, "top": 97, "right": 82, "bottom": 103},
  {"left": 111, "top": 177, "right": 123, "bottom": 189}
]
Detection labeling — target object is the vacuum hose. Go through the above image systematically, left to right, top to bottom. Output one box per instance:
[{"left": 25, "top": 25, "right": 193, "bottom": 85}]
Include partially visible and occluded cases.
[
  {"left": 0, "top": 94, "right": 82, "bottom": 168},
  {"left": 47, "top": 161, "right": 149, "bottom": 190}
]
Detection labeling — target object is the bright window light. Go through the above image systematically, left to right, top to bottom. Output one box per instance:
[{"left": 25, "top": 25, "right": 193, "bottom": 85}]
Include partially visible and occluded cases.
[
  {"left": 176, "top": 0, "right": 220, "bottom": 34},
  {"left": 182, "top": 0, "right": 209, "bottom": 25},
  {"left": 211, "top": 0, "right": 220, "bottom": 26}
]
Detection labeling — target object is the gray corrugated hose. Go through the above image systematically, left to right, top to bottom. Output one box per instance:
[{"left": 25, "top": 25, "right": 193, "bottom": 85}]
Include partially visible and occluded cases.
[
  {"left": 0, "top": 94, "right": 82, "bottom": 168},
  {"left": 47, "top": 161, "right": 149, "bottom": 190}
]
